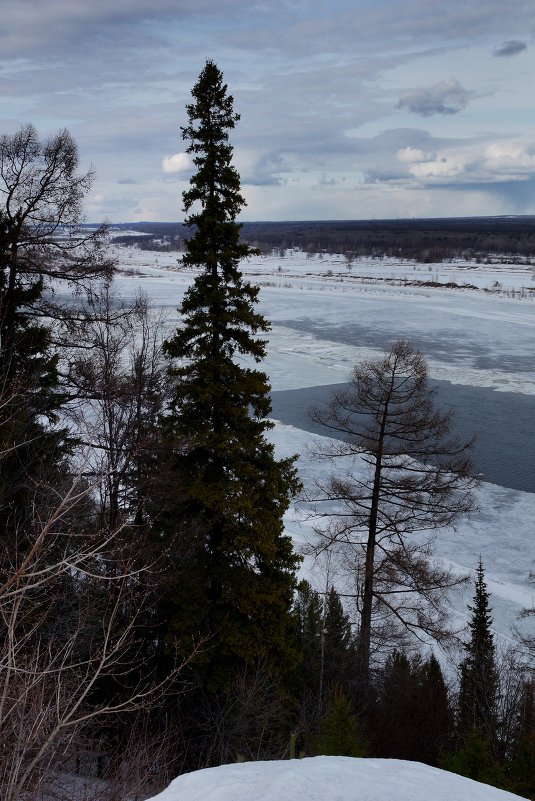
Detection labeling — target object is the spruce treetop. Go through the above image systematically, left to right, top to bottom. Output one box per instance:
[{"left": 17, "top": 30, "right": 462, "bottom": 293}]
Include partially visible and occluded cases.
[
  {"left": 179, "top": 60, "right": 255, "bottom": 277},
  {"left": 182, "top": 60, "right": 244, "bottom": 226},
  {"left": 467, "top": 558, "right": 495, "bottom": 654}
]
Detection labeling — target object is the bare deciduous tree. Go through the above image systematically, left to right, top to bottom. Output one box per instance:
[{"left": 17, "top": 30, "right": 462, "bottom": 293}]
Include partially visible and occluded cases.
[
  {"left": 0, "top": 124, "right": 112, "bottom": 286},
  {"left": 0, "top": 124, "right": 114, "bottom": 392},
  {"left": 0, "top": 125, "right": 114, "bottom": 556},
  {"left": 65, "top": 286, "right": 174, "bottom": 530},
  {"left": 308, "top": 341, "right": 476, "bottom": 698},
  {"left": 0, "top": 464, "right": 191, "bottom": 801}
]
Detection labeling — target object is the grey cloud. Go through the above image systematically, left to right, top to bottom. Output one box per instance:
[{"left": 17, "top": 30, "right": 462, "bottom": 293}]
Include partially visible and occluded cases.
[
  {"left": 0, "top": 0, "right": 246, "bottom": 54},
  {"left": 2, "top": 0, "right": 534, "bottom": 222},
  {"left": 223, "top": 0, "right": 534, "bottom": 62},
  {"left": 493, "top": 40, "right": 527, "bottom": 57},
  {"left": 397, "top": 79, "right": 471, "bottom": 117},
  {"left": 242, "top": 154, "right": 286, "bottom": 187},
  {"left": 482, "top": 177, "right": 535, "bottom": 210},
  {"left": 117, "top": 178, "right": 141, "bottom": 185}
]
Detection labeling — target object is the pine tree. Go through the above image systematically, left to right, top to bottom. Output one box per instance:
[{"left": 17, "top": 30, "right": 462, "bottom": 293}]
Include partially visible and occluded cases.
[
  {"left": 163, "top": 61, "right": 301, "bottom": 689},
  {"left": 0, "top": 213, "right": 69, "bottom": 553},
  {"left": 458, "top": 559, "right": 499, "bottom": 747},
  {"left": 293, "top": 580, "right": 324, "bottom": 697},
  {"left": 292, "top": 582, "right": 356, "bottom": 710},
  {"left": 323, "top": 586, "right": 357, "bottom": 694},
  {"left": 373, "top": 650, "right": 453, "bottom": 764},
  {"left": 373, "top": 651, "right": 418, "bottom": 759},
  {"left": 418, "top": 654, "right": 454, "bottom": 765},
  {"left": 508, "top": 679, "right": 535, "bottom": 798},
  {"left": 312, "top": 688, "right": 367, "bottom": 757}
]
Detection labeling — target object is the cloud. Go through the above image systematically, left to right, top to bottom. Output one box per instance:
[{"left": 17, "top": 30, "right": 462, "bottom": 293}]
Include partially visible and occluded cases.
[
  {"left": 2, "top": 0, "right": 534, "bottom": 220},
  {"left": 493, "top": 40, "right": 527, "bottom": 57},
  {"left": 397, "top": 78, "right": 472, "bottom": 116},
  {"left": 348, "top": 129, "right": 457, "bottom": 185},
  {"left": 393, "top": 140, "right": 535, "bottom": 187},
  {"left": 483, "top": 142, "right": 535, "bottom": 175},
  {"left": 396, "top": 147, "right": 435, "bottom": 164},
  {"left": 240, "top": 152, "right": 286, "bottom": 187},
  {"left": 162, "top": 153, "right": 191, "bottom": 174},
  {"left": 408, "top": 155, "right": 466, "bottom": 180}
]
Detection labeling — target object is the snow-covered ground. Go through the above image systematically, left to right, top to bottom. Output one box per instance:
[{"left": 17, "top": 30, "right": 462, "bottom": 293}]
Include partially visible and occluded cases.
[
  {"left": 111, "top": 246, "right": 534, "bottom": 652},
  {"left": 113, "top": 247, "right": 535, "bottom": 395},
  {"left": 269, "top": 422, "right": 533, "bottom": 655},
  {"left": 145, "top": 756, "right": 526, "bottom": 801}
]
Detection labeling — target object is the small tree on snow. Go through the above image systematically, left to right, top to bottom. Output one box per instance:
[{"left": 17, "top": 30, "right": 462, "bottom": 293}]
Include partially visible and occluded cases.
[{"left": 458, "top": 559, "right": 499, "bottom": 745}]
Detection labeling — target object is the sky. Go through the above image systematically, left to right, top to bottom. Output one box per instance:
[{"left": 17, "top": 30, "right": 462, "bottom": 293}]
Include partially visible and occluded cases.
[{"left": 1, "top": 0, "right": 534, "bottom": 222}]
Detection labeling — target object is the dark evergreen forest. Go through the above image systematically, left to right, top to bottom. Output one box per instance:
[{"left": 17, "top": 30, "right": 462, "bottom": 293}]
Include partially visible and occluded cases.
[{"left": 109, "top": 216, "right": 535, "bottom": 263}]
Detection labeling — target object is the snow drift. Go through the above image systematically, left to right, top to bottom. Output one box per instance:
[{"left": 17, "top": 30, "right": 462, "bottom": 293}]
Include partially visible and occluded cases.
[{"left": 145, "top": 756, "right": 525, "bottom": 801}]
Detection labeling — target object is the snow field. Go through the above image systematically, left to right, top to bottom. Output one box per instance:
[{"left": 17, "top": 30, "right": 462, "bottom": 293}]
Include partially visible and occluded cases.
[{"left": 145, "top": 756, "right": 527, "bottom": 801}]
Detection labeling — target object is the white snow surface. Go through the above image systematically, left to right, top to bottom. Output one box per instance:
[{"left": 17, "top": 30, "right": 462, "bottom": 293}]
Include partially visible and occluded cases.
[
  {"left": 111, "top": 246, "right": 535, "bottom": 647},
  {"left": 112, "top": 248, "right": 535, "bottom": 394},
  {"left": 145, "top": 756, "right": 525, "bottom": 801}
]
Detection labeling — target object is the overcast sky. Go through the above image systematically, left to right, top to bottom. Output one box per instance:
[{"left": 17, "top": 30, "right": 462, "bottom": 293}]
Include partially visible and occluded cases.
[{"left": 1, "top": 0, "right": 534, "bottom": 222}]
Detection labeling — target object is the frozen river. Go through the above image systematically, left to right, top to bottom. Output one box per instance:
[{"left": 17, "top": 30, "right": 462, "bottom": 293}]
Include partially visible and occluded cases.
[
  {"left": 109, "top": 250, "right": 534, "bottom": 640},
  {"left": 111, "top": 250, "right": 535, "bottom": 494},
  {"left": 271, "top": 379, "right": 534, "bottom": 493}
]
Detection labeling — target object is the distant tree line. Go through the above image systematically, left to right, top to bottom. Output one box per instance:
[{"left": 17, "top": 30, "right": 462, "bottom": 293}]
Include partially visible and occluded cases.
[
  {"left": 110, "top": 217, "right": 535, "bottom": 263},
  {"left": 240, "top": 217, "right": 535, "bottom": 263}
]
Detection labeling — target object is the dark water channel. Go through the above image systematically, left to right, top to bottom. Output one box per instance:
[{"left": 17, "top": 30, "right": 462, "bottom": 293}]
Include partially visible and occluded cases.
[{"left": 270, "top": 381, "right": 534, "bottom": 494}]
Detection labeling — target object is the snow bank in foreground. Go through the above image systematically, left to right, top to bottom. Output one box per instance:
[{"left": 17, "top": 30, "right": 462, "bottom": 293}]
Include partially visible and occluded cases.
[{"left": 145, "top": 756, "right": 524, "bottom": 801}]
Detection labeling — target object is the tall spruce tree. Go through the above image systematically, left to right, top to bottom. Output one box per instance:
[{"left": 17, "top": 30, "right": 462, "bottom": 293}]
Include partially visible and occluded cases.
[
  {"left": 163, "top": 61, "right": 300, "bottom": 689},
  {"left": 458, "top": 559, "right": 499, "bottom": 747}
]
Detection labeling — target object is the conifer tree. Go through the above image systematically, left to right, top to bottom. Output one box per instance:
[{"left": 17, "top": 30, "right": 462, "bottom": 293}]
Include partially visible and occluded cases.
[
  {"left": 163, "top": 61, "right": 300, "bottom": 689},
  {"left": 0, "top": 213, "right": 68, "bottom": 551},
  {"left": 458, "top": 559, "right": 499, "bottom": 746},
  {"left": 293, "top": 580, "right": 324, "bottom": 694},
  {"left": 292, "top": 582, "right": 356, "bottom": 709},
  {"left": 323, "top": 586, "right": 357, "bottom": 694},
  {"left": 373, "top": 650, "right": 453, "bottom": 764},
  {"left": 418, "top": 654, "right": 454, "bottom": 765},
  {"left": 508, "top": 679, "right": 535, "bottom": 798},
  {"left": 313, "top": 688, "right": 367, "bottom": 757}
]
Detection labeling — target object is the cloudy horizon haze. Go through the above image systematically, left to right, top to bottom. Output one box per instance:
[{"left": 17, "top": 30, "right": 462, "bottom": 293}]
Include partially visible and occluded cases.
[{"left": 1, "top": 0, "right": 534, "bottom": 223}]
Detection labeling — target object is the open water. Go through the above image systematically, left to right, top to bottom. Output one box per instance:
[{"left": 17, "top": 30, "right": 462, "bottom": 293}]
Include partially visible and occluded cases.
[{"left": 271, "top": 380, "right": 534, "bottom": 494}]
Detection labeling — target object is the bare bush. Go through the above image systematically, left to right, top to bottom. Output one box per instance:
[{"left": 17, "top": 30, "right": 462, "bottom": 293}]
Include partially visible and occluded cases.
[{"left": 0, "top": 467, "right": 189, "bottom": 801}]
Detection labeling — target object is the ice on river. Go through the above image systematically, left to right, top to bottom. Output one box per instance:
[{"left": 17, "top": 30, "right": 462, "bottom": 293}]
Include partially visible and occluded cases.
[{"left": 111, "top": 246, "right": 535, "bottom": 651}]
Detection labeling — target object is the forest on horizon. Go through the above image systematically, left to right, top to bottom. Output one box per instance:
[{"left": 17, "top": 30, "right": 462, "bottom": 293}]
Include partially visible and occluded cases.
[{"left": 109, "top": 215, "right": 535, "bottom": 263}]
